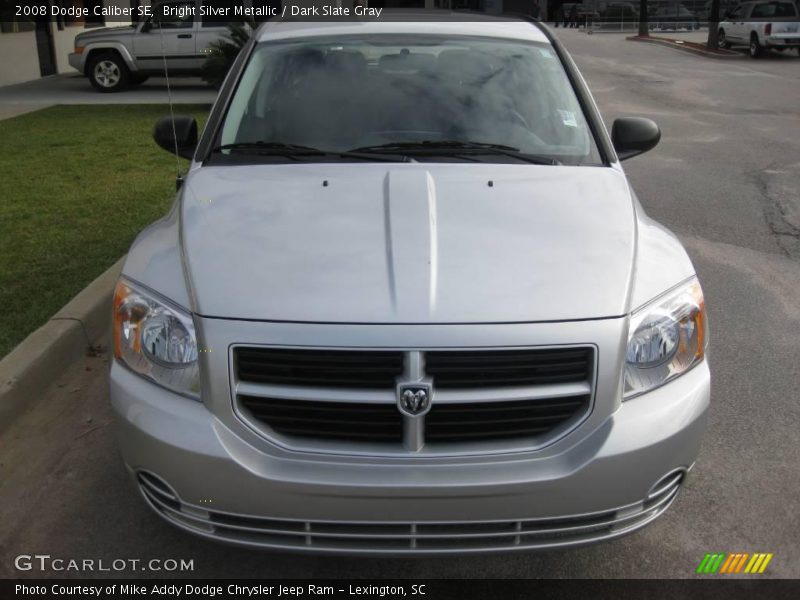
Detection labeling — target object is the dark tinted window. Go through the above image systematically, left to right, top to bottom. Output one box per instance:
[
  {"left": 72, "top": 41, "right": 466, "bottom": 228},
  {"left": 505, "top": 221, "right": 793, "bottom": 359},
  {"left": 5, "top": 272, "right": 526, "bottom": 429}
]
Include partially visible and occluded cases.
[
  {"left": 751, "top": 1, "right": 798, "bottom": 17},
  {"left": 151, "top": 2, "right": 195, "bottom": 29}
]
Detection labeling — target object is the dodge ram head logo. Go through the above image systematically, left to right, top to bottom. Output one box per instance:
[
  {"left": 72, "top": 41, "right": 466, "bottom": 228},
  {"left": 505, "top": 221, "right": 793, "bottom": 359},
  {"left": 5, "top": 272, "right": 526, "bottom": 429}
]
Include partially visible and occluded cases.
[{"left": 397, "top": 383, "right": 432, "bottom": 417}]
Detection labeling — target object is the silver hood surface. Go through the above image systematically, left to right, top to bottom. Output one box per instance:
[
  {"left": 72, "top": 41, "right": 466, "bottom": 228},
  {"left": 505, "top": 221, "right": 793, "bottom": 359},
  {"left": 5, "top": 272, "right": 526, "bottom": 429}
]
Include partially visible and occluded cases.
[
  {"left": 76, "top": 26, "right": 136, "bottom": 41},
  {"left": 180, "top": 163, "right": 636, "bottom": 323}
]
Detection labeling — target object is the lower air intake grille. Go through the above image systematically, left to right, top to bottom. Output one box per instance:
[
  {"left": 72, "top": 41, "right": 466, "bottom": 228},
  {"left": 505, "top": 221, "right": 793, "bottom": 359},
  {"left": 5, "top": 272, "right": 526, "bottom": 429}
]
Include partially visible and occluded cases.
[{"left": 138, "top": 469, "right": 684, "bottom": 554}]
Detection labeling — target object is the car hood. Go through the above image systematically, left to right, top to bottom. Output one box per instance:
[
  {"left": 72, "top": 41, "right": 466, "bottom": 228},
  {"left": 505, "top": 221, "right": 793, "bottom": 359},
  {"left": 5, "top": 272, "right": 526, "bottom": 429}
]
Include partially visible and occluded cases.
[
  {"left": 77, "top": 26, "right": 135, "bottom": 41},
  {"left": 180, "top": 163, "right": 636, "bottom": 323}
]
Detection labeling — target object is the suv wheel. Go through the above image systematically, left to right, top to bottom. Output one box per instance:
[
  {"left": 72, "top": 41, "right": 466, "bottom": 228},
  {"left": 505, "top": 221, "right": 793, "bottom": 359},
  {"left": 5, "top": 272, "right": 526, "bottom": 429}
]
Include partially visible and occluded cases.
[
  {"left": 718, "top": 29, "right": 731, "bottom": 49},
  {"left": 749, "top": 34, "right": 763, "bottom": 58},
  {"left": 88, "top": 53, "right": 129, "bottom": 92}
]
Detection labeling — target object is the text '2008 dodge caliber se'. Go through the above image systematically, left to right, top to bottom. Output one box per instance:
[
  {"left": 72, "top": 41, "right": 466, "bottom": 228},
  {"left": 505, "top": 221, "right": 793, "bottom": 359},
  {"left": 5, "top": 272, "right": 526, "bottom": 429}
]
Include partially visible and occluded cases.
[{"left": 110, "top": 14, "right": 710, "bottom": 554}]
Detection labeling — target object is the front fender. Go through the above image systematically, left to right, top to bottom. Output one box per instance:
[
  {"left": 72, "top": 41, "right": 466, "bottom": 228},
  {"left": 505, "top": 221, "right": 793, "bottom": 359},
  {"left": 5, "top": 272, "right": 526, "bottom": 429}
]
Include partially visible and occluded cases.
[
  {"left": 82, "top": 42, "right": 138, "bottom": 73},
  {"left": 629, "top": 193, "right": 696, "bottom": 310},
  {"left": 121, "top": 196, "right": 193, "bottom": 312}
]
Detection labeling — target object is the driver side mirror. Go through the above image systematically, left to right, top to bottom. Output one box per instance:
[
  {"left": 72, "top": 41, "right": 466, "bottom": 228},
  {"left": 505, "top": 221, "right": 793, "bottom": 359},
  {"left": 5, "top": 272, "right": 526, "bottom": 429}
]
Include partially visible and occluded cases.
[
  {"left": 153, "top": 116, "right": 198, "bottom": 160},
  {"left": 611, "top": 117, "right": 661, "bottom": 161}
]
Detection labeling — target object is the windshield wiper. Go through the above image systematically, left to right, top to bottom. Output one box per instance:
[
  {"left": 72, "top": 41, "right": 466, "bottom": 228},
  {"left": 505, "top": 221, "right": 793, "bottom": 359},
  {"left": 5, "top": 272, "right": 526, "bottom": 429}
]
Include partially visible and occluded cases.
[
  {"left": 349, "top": 140, "right": 561, "bottom": 165},
  {"left": 212, "top": 141, "right": 410, "bottom": 162},
  {"left": 213, "top": 141, "right": 324, "bottom": 154}
]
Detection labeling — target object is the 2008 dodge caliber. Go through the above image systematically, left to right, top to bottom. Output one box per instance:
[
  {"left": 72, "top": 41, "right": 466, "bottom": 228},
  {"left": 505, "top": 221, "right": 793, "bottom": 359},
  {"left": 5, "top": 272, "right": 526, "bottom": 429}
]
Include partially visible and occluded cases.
[{"left": 110, "top": 14, "right": 710, "bottom": 554}]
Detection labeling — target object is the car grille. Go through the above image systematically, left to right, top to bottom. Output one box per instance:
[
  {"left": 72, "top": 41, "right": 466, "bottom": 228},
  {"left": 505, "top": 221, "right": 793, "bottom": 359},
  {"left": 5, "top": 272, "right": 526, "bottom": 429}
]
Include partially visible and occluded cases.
[
  {"left": 233, "top": 346, "right": 595, "bottom": 455},
  {"left": 236, "top": 347, "right": 405, "bottom": 389},
  {"left": 425, "top": 347, "right": 593, "bottom": 388},
  {"left": 239, "top": 396, "right": 403, "bottom": 443},
  {"left": 425, "top": 396, "right": 591, "bottom": 442},
  {"left": 137, "top": 469, "right": 683, "bottom": 554}
]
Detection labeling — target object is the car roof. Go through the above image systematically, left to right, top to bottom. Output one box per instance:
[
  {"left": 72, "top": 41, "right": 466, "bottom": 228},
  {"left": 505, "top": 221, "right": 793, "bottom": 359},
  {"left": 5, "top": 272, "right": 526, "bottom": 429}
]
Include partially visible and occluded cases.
[{"left": 255, "top": 11, "right": 550, "bottom": 45}]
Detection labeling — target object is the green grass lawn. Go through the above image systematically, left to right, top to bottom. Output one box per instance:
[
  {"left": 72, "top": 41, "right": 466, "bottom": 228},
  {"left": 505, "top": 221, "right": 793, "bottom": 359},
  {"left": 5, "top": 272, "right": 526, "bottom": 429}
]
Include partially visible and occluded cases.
[{"left": 0, "top": 104, "right": 209, "bottom": 358}]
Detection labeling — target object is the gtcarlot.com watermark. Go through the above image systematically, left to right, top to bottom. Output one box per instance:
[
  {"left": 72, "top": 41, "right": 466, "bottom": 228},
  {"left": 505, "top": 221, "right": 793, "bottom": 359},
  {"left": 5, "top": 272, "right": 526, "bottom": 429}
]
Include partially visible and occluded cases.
[{"left": 14, "top": 554, "right": 194, "bottom": 573}]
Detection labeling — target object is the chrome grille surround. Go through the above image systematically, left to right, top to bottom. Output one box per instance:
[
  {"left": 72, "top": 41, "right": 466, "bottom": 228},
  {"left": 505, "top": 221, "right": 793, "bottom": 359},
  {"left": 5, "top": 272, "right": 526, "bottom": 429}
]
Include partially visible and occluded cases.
[
  {"left": 230, "top": 345, "right": 596, "bottom": 457},
  {"left": 137, "top": 468, "right": 684, "bottom": 555}
]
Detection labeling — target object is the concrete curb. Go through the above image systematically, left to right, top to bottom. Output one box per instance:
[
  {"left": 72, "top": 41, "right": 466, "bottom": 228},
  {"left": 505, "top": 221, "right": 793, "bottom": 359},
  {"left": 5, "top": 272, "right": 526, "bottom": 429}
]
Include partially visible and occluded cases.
[
  {"left": 627, "top": 35, "right": 743, "bottom": 59},
  {"left": 0, "top": 256, "right": 125, "bottom": 432}
]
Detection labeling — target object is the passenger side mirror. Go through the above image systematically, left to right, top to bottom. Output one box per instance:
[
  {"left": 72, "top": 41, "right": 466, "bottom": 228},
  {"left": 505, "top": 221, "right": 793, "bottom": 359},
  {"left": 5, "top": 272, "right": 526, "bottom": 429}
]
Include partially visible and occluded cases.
[
  {"left": 153, "top": 116, "right": 198, "bottom": 160},
  {"left": 611, "top": 117, "right": 661, "bottom": 161}
]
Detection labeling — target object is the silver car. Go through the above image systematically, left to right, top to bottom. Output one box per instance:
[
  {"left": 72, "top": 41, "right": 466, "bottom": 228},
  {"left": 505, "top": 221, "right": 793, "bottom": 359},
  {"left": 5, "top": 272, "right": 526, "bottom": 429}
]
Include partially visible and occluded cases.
[{"left": 110, "top": 14, "right": 711, "bottom": 555}]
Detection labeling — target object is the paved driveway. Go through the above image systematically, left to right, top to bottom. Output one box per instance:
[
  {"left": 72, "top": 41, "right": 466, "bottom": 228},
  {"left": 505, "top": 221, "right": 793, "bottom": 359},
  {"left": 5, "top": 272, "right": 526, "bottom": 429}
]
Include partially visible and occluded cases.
[
  {"left": 0, "top": 29, "right": 799, "bottom": 580},
  {"left": 0, "top": 73, "right": 216, "bottom": 107}
]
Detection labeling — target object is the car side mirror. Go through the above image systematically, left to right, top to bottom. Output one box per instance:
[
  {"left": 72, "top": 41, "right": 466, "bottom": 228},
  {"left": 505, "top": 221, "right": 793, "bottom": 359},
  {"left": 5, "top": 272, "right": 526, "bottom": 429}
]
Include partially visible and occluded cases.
[
  {"left": 153, "top": 116, "right": 198, "bottom": 160},
  {"left": 611, "top": 117, "right": 661, "bottom": 161}
]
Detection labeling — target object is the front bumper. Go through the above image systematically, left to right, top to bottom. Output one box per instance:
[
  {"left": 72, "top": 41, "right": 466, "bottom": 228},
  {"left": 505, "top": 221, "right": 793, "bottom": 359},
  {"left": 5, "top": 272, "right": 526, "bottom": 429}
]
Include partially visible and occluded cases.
[
  {"left": 68, "top": 52, "right": 85, "bottom": 74},
  {"left": 110, "top": 355, "right": 710, "bottom": 555}
]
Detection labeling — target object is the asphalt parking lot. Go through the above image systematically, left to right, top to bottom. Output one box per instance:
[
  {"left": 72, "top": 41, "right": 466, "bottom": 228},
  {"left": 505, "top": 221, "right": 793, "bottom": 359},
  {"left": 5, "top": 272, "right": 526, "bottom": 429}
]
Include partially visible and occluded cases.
[{"left": 0, "top": 29, "right": 799, "bottom": 579}]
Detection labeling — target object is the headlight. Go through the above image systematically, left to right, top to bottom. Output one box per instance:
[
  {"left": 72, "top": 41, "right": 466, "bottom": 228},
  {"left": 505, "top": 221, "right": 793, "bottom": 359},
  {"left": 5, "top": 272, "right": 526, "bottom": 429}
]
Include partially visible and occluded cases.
[
  {"left": 624, "top": 277, "right": 708, "bottom": 399},
  {"left": 113, "top": 279, "right": 200, "bottom": 399}
]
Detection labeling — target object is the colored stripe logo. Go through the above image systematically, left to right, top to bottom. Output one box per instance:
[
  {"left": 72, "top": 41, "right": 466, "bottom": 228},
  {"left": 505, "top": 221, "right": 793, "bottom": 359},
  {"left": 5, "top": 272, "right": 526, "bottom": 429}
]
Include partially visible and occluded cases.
[{"left": 696, "top": 552, "right": 773, "bottom": 574}]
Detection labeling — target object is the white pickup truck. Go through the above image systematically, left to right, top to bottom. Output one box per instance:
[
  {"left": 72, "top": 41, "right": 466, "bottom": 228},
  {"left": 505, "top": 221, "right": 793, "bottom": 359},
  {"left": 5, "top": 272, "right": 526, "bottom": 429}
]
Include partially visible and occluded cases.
[{"left": 718, "top": 0, "right": 800, "bottom": 57}]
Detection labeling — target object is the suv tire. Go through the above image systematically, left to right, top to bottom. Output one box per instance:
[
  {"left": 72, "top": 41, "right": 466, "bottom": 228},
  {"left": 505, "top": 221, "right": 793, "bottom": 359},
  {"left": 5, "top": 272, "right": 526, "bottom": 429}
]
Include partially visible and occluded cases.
[{"left": 88, "top": 52, "right": 130, "bottom": 92}]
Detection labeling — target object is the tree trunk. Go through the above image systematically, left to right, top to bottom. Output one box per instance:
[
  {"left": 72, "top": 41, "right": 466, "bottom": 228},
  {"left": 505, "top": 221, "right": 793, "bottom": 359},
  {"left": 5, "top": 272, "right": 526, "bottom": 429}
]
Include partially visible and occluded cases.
[
  {"left": 638, "top": 0, "right": 649, "bottom": 37},
  {"left": 707, "top": 0, "right": 722, "bottom": 49}
]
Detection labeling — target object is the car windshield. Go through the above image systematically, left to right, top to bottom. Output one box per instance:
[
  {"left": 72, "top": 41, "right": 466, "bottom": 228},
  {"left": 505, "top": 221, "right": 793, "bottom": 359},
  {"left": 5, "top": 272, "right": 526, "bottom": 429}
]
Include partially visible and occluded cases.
[{"left": 216, "top": 34, "right": 602, "bottom": 165}]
